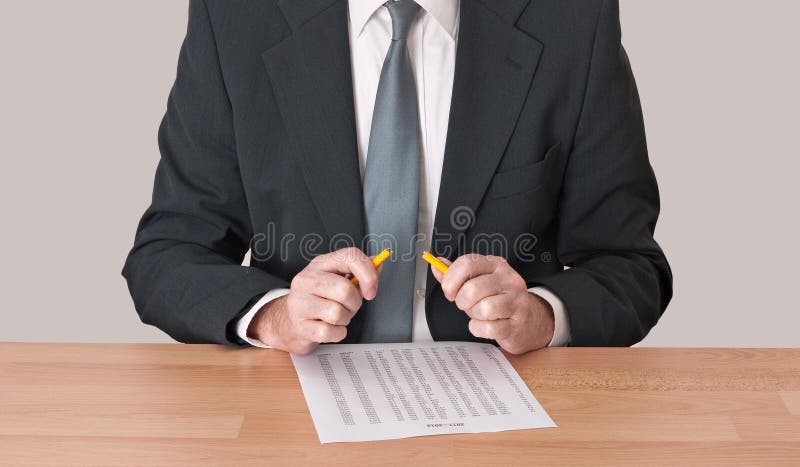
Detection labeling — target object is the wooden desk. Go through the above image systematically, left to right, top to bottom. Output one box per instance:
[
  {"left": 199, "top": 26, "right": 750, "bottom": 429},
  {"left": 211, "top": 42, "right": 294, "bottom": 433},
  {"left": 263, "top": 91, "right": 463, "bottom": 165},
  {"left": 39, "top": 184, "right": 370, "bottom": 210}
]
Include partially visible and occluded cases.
[{"left": 1, "top": 344, "right": 798, "bottom": 465}]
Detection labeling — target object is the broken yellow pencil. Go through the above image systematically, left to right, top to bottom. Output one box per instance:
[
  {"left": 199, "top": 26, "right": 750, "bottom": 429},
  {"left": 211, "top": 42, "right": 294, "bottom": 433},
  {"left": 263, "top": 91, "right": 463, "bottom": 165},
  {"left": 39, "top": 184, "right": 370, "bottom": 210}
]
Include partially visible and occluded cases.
[
  {"left": 350, "top": 248, "right": 392, "bottom": 285},
  {"left": 422, "top": 251, "right": 449, "bottom": 274}
]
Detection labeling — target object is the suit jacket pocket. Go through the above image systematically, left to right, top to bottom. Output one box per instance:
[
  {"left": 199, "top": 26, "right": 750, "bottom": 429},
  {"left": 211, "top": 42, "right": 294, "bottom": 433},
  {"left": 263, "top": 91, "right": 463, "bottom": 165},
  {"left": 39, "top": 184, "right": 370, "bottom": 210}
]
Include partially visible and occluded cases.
[{"left": 489, "top": 142, "right": 566, "bottom": 200}]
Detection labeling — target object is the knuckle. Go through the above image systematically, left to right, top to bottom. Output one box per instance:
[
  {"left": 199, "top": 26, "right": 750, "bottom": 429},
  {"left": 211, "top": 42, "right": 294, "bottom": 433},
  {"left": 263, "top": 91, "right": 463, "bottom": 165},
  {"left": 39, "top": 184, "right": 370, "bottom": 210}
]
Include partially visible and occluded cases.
[
  {"left": 345, "top": 246, "right": 364, "bottom": 256},
  {"left": 341, "top": 247, "right": 364, "bottom": 263},
  {"left": 310, "top": 254, "right": 327, "bottom": 266},
  {"left": 461, "top": 255, "right": 477, "bottom": 269},
  {"left": 450, "top": 256, "right": 469, "bottom": 272},
  {"left": 290, "top": 273, "right": 307, "bottom": 291},
  {"left": 508, "top": 273, "right": 527, "bottom": 291},
  {"left": 333, "top": 281, "right": 353, "bottom": 304},
  {"left": 441, "top": 282, "right": 455, "bottom": 298},
  {"left": 459, "top": 282, "right": 481, "bottom": 309},
  {"left": 462, "top": 282, "right": 478, "bottom": 302},
  {"left": 455, "top": 295, "right": 469, "bottom": 311},
  {"left": 479, "top": 301, "right": 495, "bottom": 320},
  {"left": 320, "top": 303, "right": 336, "bottom": 320},
  {"left": 468, "top": 303, "right": 483, "bottom": 320},
  {"left": 327, "top": 304, "right": 348, "bottom": 324},
  {"left": 315, "top": 325, "right": 329, "bottom": 342},
  {"left": 321, "top": 325, "right": 346, "bottom": 342}
]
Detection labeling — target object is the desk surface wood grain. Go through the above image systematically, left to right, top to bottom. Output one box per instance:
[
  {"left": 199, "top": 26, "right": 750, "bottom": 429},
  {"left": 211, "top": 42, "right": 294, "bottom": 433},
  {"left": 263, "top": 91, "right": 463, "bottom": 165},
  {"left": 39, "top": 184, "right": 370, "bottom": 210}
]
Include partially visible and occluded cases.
[{"left": 1, "top": 344, "right": 798, "bottom": 466}]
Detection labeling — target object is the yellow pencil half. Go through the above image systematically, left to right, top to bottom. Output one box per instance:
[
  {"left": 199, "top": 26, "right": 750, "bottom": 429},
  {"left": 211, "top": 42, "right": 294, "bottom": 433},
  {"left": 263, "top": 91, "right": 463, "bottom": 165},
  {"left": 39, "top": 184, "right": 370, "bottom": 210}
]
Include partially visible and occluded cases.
[
  {"left": 351, "top": 248, "right": 392, "bottom": 285},
  {"left": 422, "top": 251, "right": 449, "bottom": 274}
]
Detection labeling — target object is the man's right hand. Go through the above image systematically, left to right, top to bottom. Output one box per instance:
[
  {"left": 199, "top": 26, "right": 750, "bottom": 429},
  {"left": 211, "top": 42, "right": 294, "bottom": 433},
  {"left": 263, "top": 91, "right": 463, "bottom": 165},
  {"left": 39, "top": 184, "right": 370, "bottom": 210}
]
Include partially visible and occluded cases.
[{"left": 247, "top": 248, "right": 380, "bottom": 354}]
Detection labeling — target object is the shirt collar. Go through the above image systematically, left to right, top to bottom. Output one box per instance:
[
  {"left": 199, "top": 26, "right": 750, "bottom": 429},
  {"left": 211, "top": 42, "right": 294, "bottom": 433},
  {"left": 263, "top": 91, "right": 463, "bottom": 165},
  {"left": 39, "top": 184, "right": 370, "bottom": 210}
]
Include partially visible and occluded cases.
[{"left": 349, "top": 0, "right": 459, "bottom": 39}]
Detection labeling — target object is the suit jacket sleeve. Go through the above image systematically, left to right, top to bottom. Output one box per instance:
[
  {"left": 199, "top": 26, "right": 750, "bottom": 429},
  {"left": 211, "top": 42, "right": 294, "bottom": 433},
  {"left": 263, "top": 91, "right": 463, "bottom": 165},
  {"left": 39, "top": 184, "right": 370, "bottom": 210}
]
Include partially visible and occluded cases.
[
  {"left": 122, "top": 0, "right": 288, "bottom": 345},
  {"left": 531, "top": 0, "right": 673, "bottom": 346}
]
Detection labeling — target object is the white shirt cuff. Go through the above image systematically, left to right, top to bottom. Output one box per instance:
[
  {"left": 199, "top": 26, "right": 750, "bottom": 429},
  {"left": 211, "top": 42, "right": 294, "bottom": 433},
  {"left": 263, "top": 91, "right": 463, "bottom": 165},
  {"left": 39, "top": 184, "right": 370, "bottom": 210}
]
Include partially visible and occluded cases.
[
  {"left": 529, "top": 286, "right": 571, "bottom": 347},
  {"left": 235, "top": 288, "right": 291, "bottom": 348}
]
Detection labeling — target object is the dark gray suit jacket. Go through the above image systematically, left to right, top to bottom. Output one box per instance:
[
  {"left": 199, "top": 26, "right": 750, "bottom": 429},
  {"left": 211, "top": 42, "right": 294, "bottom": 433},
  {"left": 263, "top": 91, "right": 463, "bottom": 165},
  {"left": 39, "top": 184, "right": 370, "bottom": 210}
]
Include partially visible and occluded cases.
[{"left": 123, "top": 0, "right": 672, "bottom": 346}]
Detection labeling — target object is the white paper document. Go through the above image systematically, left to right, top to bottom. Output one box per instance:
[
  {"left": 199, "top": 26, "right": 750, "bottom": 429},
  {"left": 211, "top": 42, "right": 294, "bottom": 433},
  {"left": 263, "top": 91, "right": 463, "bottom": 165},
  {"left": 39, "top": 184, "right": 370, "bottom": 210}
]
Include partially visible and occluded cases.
[{"left": 291, "top": 341, "right": 556, "bottom": 443}]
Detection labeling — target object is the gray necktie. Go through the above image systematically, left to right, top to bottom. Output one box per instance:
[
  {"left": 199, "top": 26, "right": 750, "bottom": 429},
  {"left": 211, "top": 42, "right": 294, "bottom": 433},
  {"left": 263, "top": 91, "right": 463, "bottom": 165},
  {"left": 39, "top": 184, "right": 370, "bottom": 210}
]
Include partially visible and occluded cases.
[{"left": 360, "top": 0, "right": 422, "bottom": 343}]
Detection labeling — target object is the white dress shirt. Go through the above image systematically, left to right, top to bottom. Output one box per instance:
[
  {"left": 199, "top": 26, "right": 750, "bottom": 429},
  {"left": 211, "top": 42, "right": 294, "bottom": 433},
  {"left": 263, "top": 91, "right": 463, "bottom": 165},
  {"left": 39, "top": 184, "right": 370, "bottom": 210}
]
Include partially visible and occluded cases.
[{"left": 237, "top": 0, "right": 571, "bottom": 348}]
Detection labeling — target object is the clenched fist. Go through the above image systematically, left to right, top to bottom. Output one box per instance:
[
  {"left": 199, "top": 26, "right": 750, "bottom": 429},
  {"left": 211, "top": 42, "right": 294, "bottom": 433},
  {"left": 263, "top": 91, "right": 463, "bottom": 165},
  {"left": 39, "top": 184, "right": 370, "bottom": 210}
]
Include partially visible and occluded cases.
[
  {"left": 247, "top": 248, "right": 380, "bottom": 354},
  {"left": 431, "top": 254, "right": 554, "bottom": 355}
]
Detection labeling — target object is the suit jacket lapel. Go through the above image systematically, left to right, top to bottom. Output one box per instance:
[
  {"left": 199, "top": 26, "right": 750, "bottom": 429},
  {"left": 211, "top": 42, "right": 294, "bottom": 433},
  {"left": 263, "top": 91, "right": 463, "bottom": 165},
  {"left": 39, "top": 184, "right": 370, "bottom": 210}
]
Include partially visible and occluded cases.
[
  {"left": 262, "top": 0, "right": 365, "bottom": 245},
  {"left": 428, "top": 0, "right": 542, "bottom": 301},
  {"left": 432, "top": 0, "right": 542, "bottom": 259}
]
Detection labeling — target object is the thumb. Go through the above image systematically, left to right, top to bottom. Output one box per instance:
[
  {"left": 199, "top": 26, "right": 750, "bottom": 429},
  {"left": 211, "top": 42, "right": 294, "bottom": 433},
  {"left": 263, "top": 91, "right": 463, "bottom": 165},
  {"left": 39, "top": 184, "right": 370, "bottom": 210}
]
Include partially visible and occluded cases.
[{"left": 430, "top": 256, "right": 452, "bottom": 283}]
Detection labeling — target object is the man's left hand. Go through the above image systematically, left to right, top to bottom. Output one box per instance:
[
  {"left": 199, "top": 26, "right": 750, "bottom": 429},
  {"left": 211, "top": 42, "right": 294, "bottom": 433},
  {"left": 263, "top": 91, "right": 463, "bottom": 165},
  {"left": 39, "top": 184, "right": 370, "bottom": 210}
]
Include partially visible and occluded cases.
[{"left": 431, "top": 254, "right": 554, "bottom": 355}]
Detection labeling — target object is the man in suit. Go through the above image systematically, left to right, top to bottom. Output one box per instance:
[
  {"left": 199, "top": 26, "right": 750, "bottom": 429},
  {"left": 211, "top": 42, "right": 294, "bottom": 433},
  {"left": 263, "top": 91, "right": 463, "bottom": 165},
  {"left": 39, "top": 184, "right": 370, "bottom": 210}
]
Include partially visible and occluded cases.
[{"left": 123, "top": 0, "right": 672, "bottom": 354}]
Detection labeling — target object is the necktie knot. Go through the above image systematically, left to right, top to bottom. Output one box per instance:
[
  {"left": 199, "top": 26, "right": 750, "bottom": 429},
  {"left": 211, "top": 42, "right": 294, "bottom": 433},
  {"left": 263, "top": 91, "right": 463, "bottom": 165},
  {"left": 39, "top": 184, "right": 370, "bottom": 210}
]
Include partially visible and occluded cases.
[{"left": 385, "top": 0, "right": 421, "bottom": 41}]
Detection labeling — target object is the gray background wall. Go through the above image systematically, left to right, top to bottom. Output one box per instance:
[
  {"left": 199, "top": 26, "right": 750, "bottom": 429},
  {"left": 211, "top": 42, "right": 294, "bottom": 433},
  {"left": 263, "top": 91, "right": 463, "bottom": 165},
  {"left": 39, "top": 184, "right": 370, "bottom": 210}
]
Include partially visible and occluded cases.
[{"left": 1, "top": 1, "right": 798, "bottom": 347}]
